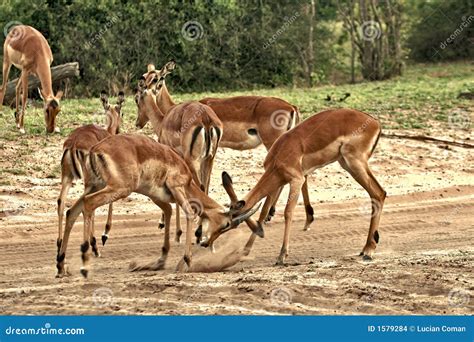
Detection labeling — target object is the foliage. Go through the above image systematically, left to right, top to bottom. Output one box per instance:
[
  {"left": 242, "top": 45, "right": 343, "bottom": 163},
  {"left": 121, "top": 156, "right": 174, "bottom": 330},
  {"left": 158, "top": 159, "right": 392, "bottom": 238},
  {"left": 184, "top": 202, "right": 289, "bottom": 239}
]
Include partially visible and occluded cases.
[{"left": 406, "top": 0, "right": 474, "bottom": 62}]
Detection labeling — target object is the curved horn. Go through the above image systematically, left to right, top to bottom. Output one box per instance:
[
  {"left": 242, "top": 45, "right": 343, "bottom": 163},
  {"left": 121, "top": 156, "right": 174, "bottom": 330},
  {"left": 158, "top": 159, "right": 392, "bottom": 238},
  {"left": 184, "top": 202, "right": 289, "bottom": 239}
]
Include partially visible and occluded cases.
[{"left": 231, "top": 202, "right": 261, "bottom": 227}]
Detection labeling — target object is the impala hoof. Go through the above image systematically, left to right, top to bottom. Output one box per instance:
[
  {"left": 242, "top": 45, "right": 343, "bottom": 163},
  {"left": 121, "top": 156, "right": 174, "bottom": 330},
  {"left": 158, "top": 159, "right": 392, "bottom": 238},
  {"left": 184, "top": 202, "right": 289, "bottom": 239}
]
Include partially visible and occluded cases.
[
  {"left": 54, "top": 126, "right": 61, "bottom": 133},
  {"left": 19, "top": 128, "right": 25, "bottom": 134},
  {"left": 159, "top": 223, "right": 165, "bottom": 229},
  {"left": 102, "top": 234, "right": 108, "bottom": 246},
  {"left": 362, "top": 255, "right": 373, "bottom": 262},
  {"left": 80, "top": 268, "right": 89, "bottom": 278}
]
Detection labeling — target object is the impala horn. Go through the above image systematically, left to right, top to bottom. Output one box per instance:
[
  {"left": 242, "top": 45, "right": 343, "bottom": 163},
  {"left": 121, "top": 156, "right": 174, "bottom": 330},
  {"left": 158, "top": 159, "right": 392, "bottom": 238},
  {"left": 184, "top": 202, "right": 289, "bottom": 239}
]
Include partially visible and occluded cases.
[{"left": 230, "top": 202, "right": 261, "bottom": 228}]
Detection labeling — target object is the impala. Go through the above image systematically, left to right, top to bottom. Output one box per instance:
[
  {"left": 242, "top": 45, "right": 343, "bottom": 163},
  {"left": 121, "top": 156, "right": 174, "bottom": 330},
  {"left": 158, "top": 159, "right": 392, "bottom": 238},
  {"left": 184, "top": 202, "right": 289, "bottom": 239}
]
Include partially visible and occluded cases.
[
  {"left": 0, "top": 25, "right": 63, "bottom": 133},
  {"left": 138, "top": 61, "right": 314, "bottom": 228},
  {"left": 134, "top": 69, "right": 223, "bottom": 243},
  {"left": 57, "top": 91, "right": 124, "bottom": 257},
  {"left": 200, "top": 108, "right": 386, "bottom": 264},
  {"left": 55, "top": 134, "right": 260, "bottom": 277}
]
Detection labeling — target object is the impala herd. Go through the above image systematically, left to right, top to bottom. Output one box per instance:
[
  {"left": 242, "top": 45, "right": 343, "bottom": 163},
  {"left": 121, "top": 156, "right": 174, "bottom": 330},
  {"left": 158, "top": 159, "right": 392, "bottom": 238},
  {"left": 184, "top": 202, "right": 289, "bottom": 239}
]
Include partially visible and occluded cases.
[{"left": 1, "top": 25, "right": 386, "bottom": 278}]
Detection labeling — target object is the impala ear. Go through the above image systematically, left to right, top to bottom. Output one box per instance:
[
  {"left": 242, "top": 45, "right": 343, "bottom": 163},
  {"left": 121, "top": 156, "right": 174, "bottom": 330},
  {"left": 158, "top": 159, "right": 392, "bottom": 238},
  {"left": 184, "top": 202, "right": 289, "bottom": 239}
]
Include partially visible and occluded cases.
[
  {"left": 160, "top": 60, "right": 176, "bottom": 78},
  {"left": 147, "top": 64, "right": 156, "bottom": 72},
  {"left": 55, "top": 90, "right": 64, "bottom": 100},
  {"left": 100, "top": 90, "right": 110, "bottom": 110},
  {"left": 115, "top": 91, "right": 125, "bottom": 113}
]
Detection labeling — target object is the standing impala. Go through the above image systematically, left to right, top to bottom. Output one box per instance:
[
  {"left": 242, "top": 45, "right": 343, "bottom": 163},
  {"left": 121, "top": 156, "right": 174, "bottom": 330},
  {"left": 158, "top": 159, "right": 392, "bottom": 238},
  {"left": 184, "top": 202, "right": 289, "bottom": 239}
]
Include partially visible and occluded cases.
[
  {"left": 0, "top": 25, "right": 63, "bottom": 133},
  {"left": 138, "top": 61, "right": 314, "bottom": 228},
  {"left": 134, "top": 70, "right": 223, "bottom": 243},
  {"left": 57, "top": 91, "right": 124, "bottom": 257},
  {"left": 199, "top": 108, "right": 386, "bottom": 264},
  {"left": 55, "top": 134, "right": 260, "bottom": 278}
]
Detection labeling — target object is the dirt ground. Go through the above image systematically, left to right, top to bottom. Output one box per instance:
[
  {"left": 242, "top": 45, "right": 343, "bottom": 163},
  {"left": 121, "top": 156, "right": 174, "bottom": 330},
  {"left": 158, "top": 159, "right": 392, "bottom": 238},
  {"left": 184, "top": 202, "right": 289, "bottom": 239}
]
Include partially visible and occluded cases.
[{"left": 0, "top": 128, "right": 473, "bottom": 315}]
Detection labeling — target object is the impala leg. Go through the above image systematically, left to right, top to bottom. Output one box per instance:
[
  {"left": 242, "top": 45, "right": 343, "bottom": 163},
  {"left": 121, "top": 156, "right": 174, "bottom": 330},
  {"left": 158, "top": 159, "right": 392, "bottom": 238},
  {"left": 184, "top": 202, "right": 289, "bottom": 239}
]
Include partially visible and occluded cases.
[
  {"left": 0, "top": 55, "right": 12, "bottom": 107},
  {"left": 18, "top": 70, "right": 28, "bottom": 134},
  {"left": 14, "top": 78, "right": 21, "bottom": 128},
  {"left": 339, "top": 155, "right": 386, "bottom": 260},
  {"left": 57, "top": 176, "right": 72, "bottom": 254},
  {"left": 301, "top": 176, "right": 314, "bottom": 231},
  {"left": 276, "top": 178, "right": 304, "bottom": 265},
  {"left": 80, "top": 186, "right": 129, "bottom": 278},
  {"left": 265, "top": 186, "right": 283, "bottom": 223},
  {"left": 171, "top": 189, "right": 194, "bottom": 272},
  {"left": 56, "top": 195, "right": 85, "bottom": 277},
  {"left": 130, "top": 200, "right": 171, "bottom": 271},
  {"left": 101, "top": 203, "right": 113, "bottom": 246},
  {"left": 175, "top": 205, "right": 182, "bottom": 243},
  {"left": 89, "top": 211, "right": 101, "bottom": 257},
  {"left": 158, "top": 212, "right": 165, "bottom": 229}
]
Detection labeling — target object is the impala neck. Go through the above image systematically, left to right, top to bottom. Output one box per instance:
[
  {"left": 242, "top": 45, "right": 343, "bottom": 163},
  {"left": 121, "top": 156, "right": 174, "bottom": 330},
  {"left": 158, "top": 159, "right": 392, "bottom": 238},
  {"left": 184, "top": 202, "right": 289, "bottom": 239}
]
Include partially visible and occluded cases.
[
  {"left": 36, "top": 59, "right": 54, "bottom": 98},
  {"left": 156, "top": 82, "right": 175, "bottom": 114},
  {"left": 145, "top": 95, "right": 165, "bottom": 133},
  {"left": 241, "top": 170, "right": 284, "bottom": 212},
  {"left": 186, "top": 181, "right": 222, "bottom": 211}
]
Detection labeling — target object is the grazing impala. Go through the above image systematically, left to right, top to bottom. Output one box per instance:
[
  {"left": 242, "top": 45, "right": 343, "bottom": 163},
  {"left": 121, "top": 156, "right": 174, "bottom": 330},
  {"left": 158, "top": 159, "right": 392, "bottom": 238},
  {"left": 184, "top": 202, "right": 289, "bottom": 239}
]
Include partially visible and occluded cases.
[
  {"left": 0, "top": 25, "right": 63, "bottom": 133},
  {"left": 139, "top": 61, "right": 314, "bottom": 228},
  {"left": 135, "top": 70, "right": 223, "bottom": 243},
  {"left": 57, "top": 91, "right": 124, "bottom": 257},
  {"left": 198, "top": 108, "right": 386, "bottom": 264},
  {"left": 55, "top": 134, "right": 260, "bottom": 277}
]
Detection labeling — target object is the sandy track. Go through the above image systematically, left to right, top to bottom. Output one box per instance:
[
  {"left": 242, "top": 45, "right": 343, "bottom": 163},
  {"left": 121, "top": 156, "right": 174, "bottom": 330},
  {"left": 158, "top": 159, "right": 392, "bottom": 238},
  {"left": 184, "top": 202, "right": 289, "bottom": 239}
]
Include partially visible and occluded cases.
[{"left": 0, "top": 184, "right": 472, "bottom": 315}]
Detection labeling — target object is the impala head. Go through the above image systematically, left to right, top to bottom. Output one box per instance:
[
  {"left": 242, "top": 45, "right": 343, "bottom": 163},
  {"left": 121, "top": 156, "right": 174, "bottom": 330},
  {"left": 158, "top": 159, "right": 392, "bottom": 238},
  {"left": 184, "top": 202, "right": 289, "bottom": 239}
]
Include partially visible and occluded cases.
[
  {"left": 135, "top": 60, "right": 176, "bottom": 128},
  {"left": 134, "top": 77, "right": 158, "bottom": 128},
  {"left": 39, "top": 89, "right": 63, "bottom": 133},
  {"left": 100, "top": 90, "right": 125, "bottom": 135},
  {"left": 195, "top": 172, "right": 263, "bottom": 247}
]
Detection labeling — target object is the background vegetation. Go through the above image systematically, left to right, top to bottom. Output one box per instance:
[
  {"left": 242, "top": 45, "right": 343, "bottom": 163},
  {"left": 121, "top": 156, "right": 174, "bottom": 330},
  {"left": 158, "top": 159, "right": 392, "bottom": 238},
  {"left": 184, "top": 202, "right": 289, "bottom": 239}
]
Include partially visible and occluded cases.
[{"left": 0, "top": 0, "right": 472, "bottom": 96}]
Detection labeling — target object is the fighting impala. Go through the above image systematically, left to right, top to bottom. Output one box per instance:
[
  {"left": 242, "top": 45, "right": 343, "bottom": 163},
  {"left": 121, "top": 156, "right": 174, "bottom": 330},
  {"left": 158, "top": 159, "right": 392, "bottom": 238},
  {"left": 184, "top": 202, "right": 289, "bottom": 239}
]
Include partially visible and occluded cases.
[
  {"left": 0, "top": 25, "right": 63, "bottom": 133},
  {"left": 138, "top": 61, "right": 315, "bottom": 228},
  {"left": 57, "top": 91, "right": 124, "bottom": 257},
  {"left": 200, "top": 108, "right": 386, "bottom": 264},
  {"left": 55, "top": 134, "right": 260, "bottom": 278}
]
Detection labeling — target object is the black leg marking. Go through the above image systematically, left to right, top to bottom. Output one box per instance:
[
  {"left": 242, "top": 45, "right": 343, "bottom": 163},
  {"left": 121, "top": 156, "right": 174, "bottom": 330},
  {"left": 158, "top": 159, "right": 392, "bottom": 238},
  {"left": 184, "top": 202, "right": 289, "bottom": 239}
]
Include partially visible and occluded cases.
[
  {"left": 57, "top": 198, "right": 61, "bottom": 206},
  {"left": 305, "top": 204, "right": 314, "bottom": 222},
  {"left": 374, "top": 230, "right": 380, "bottom": 244},
  {"left": 101, "top": 234, "right": 108, "bottom": 246},
  {"left": 162, "top": 246, "right": 169, "bottom": 255},
  {"left": 56, "top": 252, "right": 65, "bottom": 263},
  {"left": 184, "top": 255, "right": 191, "bottom": 266},
  {"left": 80, "top": 269, "right": 88, "bottom": 278}
]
